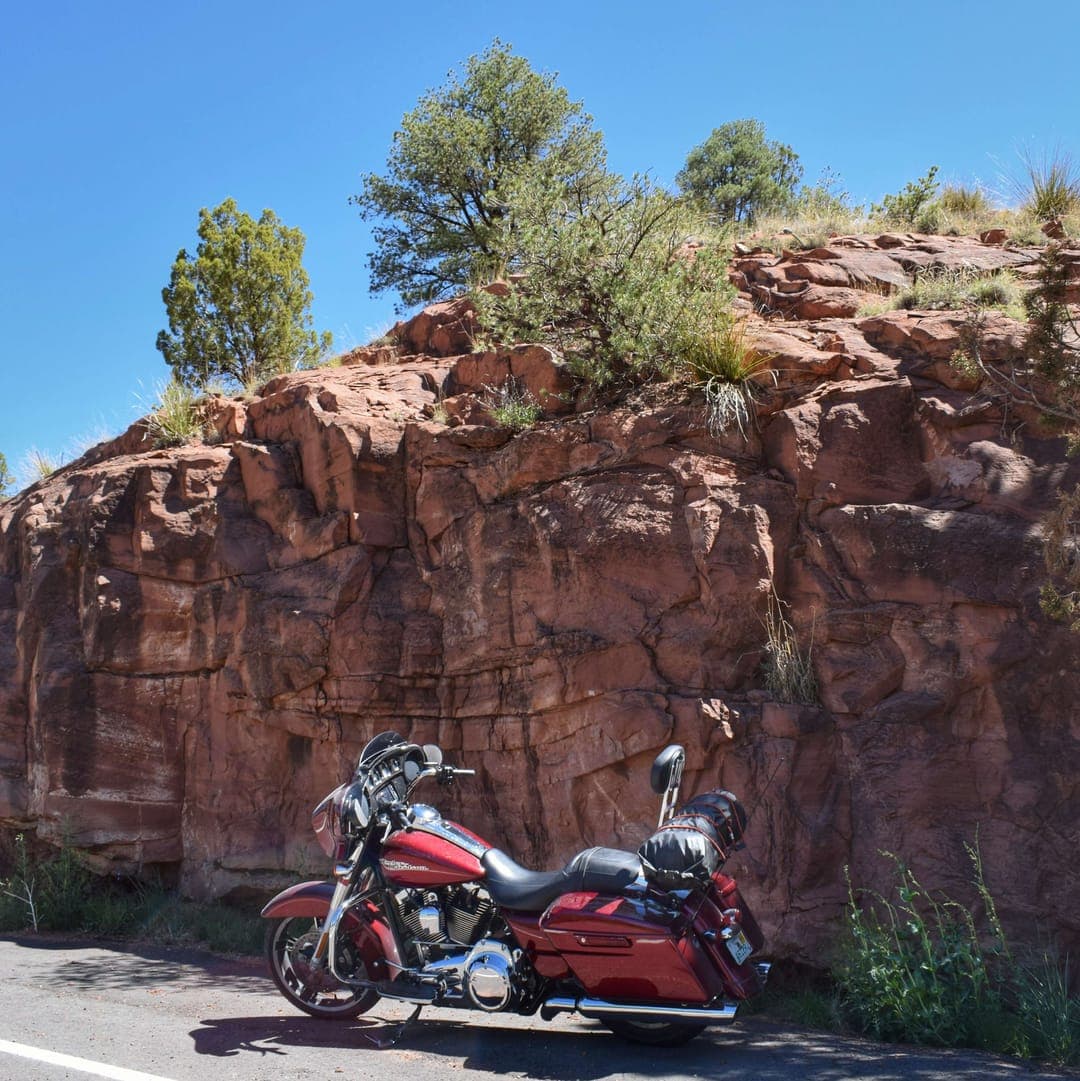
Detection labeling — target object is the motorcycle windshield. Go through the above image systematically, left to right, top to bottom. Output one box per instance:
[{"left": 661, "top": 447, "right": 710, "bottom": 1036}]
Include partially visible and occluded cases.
[{"left": 311, "top": 783, "right": 348, "bottom": 856}]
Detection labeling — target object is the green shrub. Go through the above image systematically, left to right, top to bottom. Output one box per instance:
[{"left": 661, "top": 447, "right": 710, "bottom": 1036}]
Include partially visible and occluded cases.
[
  {"left": 677, "top": 118, "right": 802, "bottom": 225},
  {"left": 871, "top": 166, "right": 940, "bottom": 227},
  {"left": 474, "top": 172, "right": 734, "bottom": 389},
  {"left": 939, "top": 184, "right": 994, "bottom": 216},
  {"left": 894, "top": 268, "right": 1020, "bottom": 314},
  {"left": 482, "top": 377, "right": 542, "bottom": 431},
  {"left": 0, "top": 452, "right": 13, "bottom": 498},
  {"left": 0, "top": 834, "right": 262, "bottom": 955},
  {"left": 840, "top": 846, "right": 1079, "bottom": 1065}
]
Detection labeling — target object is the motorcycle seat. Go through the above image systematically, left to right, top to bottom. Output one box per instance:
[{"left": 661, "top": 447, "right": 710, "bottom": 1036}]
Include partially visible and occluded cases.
[{"left": 481, "top": 846, "right": 642, "bottom": 912}]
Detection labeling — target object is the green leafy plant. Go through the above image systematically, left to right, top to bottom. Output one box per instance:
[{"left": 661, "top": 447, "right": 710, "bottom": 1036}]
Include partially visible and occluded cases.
[
  {"left": 352, "top": 39, "right": 606, "bottom": 309},
  {"left": 871, "top": 166, "right": 940, "bottom": 227},
  {"left": 157, "top": 198, "right": 332, "bottom": 389},
  {"left": 677, "top": 311, "right": 770, "bottom": 437},
  {"left": 482, "top": 377, "right": 542, "bottom": 431},
  {"left": 840, "top": 844, "right": 1078, "bottom": 1065},
  {"left": 840, "top": 852, "right": 1005, "bottom": 1048}
]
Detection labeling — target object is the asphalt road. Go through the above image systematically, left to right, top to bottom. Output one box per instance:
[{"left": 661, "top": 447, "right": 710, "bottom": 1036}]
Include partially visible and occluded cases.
[{"left": 0, "top": 935, "right": 1073, "bottom": 1081}]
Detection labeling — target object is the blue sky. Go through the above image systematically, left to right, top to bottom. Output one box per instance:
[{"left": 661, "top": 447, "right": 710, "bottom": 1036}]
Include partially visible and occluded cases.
[{"left": 2, "top": 0, "right": 1078, "bottom": 487}]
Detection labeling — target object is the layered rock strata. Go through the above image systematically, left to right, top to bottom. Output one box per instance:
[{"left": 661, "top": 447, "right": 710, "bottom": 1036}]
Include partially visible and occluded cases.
[{"left": 1, "top": 234, "right": 1078, "bottom": 961}]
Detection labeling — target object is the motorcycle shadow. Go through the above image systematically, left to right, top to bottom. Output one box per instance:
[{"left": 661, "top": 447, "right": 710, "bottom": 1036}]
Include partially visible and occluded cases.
[{"left": 190, "top": 1012, "right": 750, "bottom": 1077}]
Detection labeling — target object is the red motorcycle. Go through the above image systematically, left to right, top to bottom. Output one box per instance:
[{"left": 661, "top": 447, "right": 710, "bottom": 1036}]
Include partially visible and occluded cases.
[{"left": 261, "top": 732, "right": 768, "bottom": 1046}]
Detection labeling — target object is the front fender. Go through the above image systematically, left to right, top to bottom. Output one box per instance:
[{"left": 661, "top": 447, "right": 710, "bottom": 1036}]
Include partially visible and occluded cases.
[
  {"left": 261, "top": 879, "right": 401, "bottom": 973},
  {"left": 261, "top": 879, "right": 338, "bottom": 919}
]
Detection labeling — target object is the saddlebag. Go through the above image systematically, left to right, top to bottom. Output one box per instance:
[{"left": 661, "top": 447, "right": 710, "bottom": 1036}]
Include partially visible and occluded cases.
[
  {"left": 637, "top": 790, "right": 748, "bottom": 890},
  {"left": 538, "top": 891, "right": 728, "bottom": 1003}
]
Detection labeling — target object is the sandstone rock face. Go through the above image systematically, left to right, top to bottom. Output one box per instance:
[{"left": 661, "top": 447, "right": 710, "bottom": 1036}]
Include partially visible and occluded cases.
[{"left": 1, "top": 236, "right": 1078, "bottom": 965}]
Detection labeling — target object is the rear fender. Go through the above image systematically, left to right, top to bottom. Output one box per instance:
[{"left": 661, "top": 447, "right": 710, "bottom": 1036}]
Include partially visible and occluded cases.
[{"left": 261, "top": 879, "right": 400, "bottom": 972}]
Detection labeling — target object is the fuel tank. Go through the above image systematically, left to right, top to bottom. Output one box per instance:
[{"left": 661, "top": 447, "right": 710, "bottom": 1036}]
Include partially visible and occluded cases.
[{"left": 381, "top": 805, "right": 490, "bottom": 887}]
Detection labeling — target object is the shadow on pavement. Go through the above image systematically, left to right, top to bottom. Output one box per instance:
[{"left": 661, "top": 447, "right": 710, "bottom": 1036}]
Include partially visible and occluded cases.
[
  {"left": 2, "top": 934, "right": 269, "bottom": 995},
  {"left": 188, "top": 1011, "right": 1072, "bottom": 1081}
]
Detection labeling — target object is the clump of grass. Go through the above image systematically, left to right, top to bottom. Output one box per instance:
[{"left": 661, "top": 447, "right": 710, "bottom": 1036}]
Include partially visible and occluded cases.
[
  {"left": 1011, "top": 148, "right": 1080, "bottom": 222},
  {"left": 742, "top": 168, "right": 868, "bottom": 251},
  {"left": 939, "top": 184, "right": 994, "bottom": 217},
  {"left": 894, "top": 267, "right": 1021, "bottom": 317},
  {"left": 677, "top": 313, "right": 771, "bottom": 437},
  {"left": 482, "top": 376, "right": 542, "bottom": 431},
  {"left": 141, "top": 380, "right": 206, "bottom": 448},
  {"left": 23, "top": 448, "right": 60, "bottom": 482},
  {"left": 760, "top": 589, "right": 817, "bottom": 704},
  {"left": 0, "top": 833, "right": 263, "bottom": 955},
  {"left": 839, "top": 844, "right": 1079, "bottom": 1066}
]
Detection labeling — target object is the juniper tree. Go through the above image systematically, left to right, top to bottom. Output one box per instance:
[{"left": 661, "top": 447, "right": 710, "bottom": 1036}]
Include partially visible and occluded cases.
[
  {"left": 677, "top": 119, "right": 802, "bottom": 225},
  {"left": 157, "top": 199, "right": 331, "bottom": 388}
]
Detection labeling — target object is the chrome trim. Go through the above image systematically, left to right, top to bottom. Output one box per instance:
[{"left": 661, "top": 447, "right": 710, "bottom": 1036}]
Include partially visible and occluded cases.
[
  {"left": 405, "top": 816, "right": 489, "bottom": 859},
  {"left": 754, "top": 961, "right": 772, "bottom": 986},
  {"left": 540, "top": 995, "right": 739, "bottom": 1024}
]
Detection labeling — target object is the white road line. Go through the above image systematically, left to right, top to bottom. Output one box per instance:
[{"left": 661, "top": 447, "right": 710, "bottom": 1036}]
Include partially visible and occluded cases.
[{"left": 0, "top": 1038, "right": 178, "bottom": 1081}]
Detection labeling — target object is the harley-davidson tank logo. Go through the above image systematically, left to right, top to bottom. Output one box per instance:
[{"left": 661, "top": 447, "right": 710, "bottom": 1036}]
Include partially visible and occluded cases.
[{"left": 382, "top": 859, "right": 427, "bottom": 872}]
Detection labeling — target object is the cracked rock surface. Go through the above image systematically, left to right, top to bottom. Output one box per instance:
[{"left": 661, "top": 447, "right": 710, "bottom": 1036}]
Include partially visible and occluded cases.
[{"left": 1, "top": 235, "right": 1078, "bottom": 962}]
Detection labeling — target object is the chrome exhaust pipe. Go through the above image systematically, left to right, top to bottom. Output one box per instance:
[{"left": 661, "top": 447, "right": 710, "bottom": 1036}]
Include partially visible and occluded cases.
[{"left": 540, "top": 995, "right": 739, "bottom": 1024}]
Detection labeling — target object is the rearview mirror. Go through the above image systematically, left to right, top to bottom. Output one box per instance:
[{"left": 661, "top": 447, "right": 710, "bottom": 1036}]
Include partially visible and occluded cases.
[{"left": 423, "top": 744, "right": 443, "bottom": 767}]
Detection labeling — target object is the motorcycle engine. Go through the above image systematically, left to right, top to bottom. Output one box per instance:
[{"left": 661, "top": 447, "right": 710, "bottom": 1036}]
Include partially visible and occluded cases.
[
  {"left": 393, "top": 883, "right": 496, "bottom": 948},
  {"left": 391, "top": 885, "right": 531, "bottom": 1011}
]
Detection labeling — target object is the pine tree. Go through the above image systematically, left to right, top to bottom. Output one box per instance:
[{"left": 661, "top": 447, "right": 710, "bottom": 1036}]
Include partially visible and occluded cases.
[{"left": 352, "top": 40, "right": 606, "bottom": 309}]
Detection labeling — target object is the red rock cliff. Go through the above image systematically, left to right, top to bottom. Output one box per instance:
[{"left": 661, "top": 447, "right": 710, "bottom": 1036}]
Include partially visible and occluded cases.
[{"left": 1, "top": 234, "right": 1077, "bottom": 962}]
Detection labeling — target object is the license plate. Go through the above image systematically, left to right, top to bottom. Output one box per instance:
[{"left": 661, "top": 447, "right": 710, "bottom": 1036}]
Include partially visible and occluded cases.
[{"left": 725, "top": 930, "right": 752, "bottom": 965}]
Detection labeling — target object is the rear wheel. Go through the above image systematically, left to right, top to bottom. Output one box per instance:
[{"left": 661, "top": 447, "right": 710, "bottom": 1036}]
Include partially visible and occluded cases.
[
  {"left": 266, "top": 916, "right": 380, "bottom": 1019},
  {"left": 602, "top": 1017, "right": 707, "bottom": 1046}
]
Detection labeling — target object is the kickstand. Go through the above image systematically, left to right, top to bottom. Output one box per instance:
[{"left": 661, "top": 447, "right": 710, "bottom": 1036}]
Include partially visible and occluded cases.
[{"left": 360, "top": 1004, "right": 424, "bottom": 1049}]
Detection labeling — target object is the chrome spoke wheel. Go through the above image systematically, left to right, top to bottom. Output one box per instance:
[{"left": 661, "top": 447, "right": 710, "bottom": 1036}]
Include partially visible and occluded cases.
[{"left": 266, "top": 916, "right": 379, "bottom": 1019}]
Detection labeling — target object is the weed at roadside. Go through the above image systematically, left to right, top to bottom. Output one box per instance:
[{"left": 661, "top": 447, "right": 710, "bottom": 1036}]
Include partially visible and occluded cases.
[
  {"left": 0, "top": 834, "right": 263, "bottom": 956},
  {"left": 839, "top": 844, "right": 1079, "bottom": 1066}
]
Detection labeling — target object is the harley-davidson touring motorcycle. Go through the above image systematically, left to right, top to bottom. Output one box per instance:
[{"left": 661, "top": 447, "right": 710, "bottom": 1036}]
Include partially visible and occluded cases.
[{"left": 261, "top": 732, "right": 768, "bottom": 1045}]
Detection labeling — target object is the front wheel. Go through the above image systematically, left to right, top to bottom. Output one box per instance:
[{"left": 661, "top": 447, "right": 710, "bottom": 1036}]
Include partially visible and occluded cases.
[
  {"left": 266, "top": 916, "right": 380, "bottom": 1019},
  {"left": 602, "top": 1017, "right": 707, "bottom": 1046}
]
